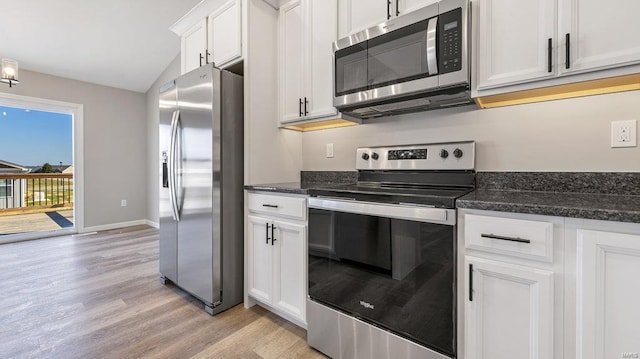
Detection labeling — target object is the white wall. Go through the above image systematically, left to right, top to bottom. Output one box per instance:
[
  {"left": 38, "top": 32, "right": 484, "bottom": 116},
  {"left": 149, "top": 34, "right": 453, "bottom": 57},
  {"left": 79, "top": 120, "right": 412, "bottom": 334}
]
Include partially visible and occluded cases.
[
  {"left": 145, "top": 56, "right": 181, "bottom": 225},
  {"left": 0, "top": 69, "right": 147, "bottom": 228},
  {"left": 303, "top": 90, "right": 640, "bottom": 172}
]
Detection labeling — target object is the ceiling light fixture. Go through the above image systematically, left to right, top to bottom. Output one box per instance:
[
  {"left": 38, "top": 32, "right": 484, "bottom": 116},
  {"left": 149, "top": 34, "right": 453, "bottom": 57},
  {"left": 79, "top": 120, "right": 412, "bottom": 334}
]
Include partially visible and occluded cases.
[{"left": 1, "top": 58, "right": 20, "bottom": 87}]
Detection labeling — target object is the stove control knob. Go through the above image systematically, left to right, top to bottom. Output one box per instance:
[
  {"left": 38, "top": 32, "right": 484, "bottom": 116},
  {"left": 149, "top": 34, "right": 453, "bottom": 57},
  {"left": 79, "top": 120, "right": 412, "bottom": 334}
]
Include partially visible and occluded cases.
[
  {"left": 453, "top": 148, "right": 464, "bottom": 158},
  {"left": 439, "top": 149, "right": 449, "bottom": 159},
  {"left": 362, "top": 152, "right": 370, "bottom": 160},
  {"left": 371, "top": 152, "right": 379, "bottom": 160}
]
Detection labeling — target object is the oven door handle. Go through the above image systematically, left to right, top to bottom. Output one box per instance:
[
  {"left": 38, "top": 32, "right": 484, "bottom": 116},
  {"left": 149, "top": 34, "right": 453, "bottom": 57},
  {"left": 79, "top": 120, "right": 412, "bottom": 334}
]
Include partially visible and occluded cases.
[{"left": 308, "top": 197, "right": 455, "bottom": 225}]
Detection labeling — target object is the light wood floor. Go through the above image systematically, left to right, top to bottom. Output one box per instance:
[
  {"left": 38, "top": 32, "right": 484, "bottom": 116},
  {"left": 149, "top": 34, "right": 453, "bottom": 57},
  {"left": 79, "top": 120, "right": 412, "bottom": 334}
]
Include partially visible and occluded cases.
[{"left": 0, "top": 225, "right": 326, "bottom": 359}]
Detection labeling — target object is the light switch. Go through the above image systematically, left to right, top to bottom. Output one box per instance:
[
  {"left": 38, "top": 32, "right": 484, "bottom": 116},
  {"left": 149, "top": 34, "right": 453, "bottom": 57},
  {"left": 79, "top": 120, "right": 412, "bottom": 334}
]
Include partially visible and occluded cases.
[{"left": 326, "top": 143, "right": 334, "bottom": 158}]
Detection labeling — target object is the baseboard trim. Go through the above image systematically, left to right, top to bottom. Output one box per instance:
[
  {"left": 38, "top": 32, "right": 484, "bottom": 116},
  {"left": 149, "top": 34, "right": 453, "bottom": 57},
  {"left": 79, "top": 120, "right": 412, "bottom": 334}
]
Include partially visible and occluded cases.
[
  {"left": 83, "top": 220, "right": 150, "bottom": 233},
  {"left": 146, "top": 220, "right": 159, "bottom": 229}
]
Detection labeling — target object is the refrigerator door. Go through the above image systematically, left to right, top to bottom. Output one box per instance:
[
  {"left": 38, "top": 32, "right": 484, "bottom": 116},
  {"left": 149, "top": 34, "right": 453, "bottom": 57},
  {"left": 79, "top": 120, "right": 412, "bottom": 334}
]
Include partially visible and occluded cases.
[
  {"left": 175, "top": 66, "right": 221, "bottom": 306},
  {"left": 159, "top": 80, "right": 178, "bottom": 283}
]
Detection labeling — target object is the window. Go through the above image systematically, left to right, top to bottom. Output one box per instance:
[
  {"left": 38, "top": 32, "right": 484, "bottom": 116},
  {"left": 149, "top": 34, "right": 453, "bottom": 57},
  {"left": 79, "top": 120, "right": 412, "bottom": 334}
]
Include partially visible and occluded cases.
[{"left": 0, "top": 179, "right": 12, "bottom": 198}]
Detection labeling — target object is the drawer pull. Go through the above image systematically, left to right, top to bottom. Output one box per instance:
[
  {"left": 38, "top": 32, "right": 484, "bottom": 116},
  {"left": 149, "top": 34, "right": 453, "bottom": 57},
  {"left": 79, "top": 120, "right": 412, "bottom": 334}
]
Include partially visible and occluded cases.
[
  {"left": 262, "top": 204, "right": 279, "bottom": 208},
  {"left": 481, "top": 233, "right": 531, "bottom": 244},
  {"left": 469, "top": 263, "right": 473, "bottom": 302}
]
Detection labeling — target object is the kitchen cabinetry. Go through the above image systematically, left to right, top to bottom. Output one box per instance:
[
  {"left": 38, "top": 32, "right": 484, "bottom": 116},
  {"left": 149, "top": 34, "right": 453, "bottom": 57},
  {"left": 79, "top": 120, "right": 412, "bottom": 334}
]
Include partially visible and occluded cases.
[
  {"left": 173, "top": 0, "right": 243, "bottom": 75},
  {"left": 208, "top": 0, "right": 242, "bottom": 67},
  {"left": 278, "top": 0, "right": 338, "bottom": 126},
  {"left": 337, "top": 0, "right": 436, "bottom": 38},
  {"left": 475, "top": 0, "right": 640, "bottom": 93},
  {"left": 181, "top": 20, "right": 208, "bottom": 74},
  {"left": 246, "top": 192, "right": 307, "bottom": 326},
  {"left": 459, "top": 210, "right": 563, "bottom": 359},
  {"left": 574, "top": 228, "right": 640, "bottom": 359},
  {"left": 465, "top": 257, "right": 554, "bottom": 359}
]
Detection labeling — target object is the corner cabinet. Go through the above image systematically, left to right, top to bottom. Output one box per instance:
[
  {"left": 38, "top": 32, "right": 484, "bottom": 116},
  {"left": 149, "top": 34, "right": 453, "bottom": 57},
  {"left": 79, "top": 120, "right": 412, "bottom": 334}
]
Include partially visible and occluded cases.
[
  {"left": 174, "top": 0, "right": 243, "bottom": 75},
  {"left": 278, "top": 0, "right": 338, "bottom": 127},
  {"left": 337, "top": 0, "right": 437, "bottom": 38},
  {"left": 474, "top": 0, "right": 640, "bottom": 94},
  {"left": 246, "top": 192, "right": 308, "bottom": 326}
]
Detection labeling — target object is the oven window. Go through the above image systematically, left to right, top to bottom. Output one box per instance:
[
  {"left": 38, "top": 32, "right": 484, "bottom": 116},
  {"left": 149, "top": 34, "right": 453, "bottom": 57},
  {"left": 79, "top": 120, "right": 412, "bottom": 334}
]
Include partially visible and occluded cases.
[{"left": 308, "top": 208, "right": 456, "bottom": 357}]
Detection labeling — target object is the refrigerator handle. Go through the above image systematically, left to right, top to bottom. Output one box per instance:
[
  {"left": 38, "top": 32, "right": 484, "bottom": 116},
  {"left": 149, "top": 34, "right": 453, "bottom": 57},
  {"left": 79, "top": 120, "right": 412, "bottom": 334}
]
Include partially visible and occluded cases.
[{"left": 168, "top": 110, "right": 181, "bottom": 221}]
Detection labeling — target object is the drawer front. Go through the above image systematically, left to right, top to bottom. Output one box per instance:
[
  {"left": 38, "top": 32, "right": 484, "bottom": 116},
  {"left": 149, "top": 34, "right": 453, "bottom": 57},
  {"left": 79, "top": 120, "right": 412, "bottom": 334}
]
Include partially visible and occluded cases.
[
  {"left": 247, "top": 192, "right": 307, "bottom": 221},
  {"left": 464, "top": 214, "right": 554, "bottom": 262}
]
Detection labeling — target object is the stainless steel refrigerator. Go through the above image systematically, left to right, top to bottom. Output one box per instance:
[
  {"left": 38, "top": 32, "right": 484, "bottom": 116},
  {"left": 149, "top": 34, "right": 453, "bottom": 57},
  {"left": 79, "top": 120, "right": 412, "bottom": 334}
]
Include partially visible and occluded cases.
[{"left": 159, "top": 65, "right": 243, "bottom": 315}]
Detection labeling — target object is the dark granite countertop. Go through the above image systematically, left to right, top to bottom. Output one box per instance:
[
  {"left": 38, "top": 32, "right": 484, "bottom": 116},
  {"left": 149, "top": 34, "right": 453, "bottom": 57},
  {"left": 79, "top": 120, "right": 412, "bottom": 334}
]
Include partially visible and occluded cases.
[
  {"left": 244, "top": 182, "right": 310, "bottom": 195},
  {"left": 457, "top": 190, "right": 640, "bottom": 223}
]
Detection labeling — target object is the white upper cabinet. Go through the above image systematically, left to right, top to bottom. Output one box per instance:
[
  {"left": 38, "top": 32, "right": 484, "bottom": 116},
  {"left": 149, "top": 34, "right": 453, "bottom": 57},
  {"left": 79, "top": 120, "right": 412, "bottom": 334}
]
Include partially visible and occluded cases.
[
  {"left": 173, "top": 0, "right": 243, "bottom": 74},
  {"left": 208, "top": 0, "right": 242, "bottom": 68},
  {"left": 279, "top": 0, "right": 338, "bottom": 125},
  {"left": 279, "top": 0, "right": 305, "bottom": 123},
  {"left": 338, "top": 0, "right": 436, "bottom": 38},
  {"left": 475, "top": 0, "right": 640, "bottom": 93},
  {"left": 476, "top": 0, "right": 556, "bottom": 90},
  {"left": 558, "top": 0, "right": 640, "bottom": 75},
  {"left": 181, "top": 19, "right": 208, "bottom": 74}
]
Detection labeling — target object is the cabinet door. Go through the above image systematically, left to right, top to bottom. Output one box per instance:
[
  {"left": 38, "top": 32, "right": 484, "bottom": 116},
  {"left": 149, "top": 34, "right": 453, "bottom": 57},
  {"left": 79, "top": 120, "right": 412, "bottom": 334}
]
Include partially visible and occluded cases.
[
  {"left": 208, "top": 0, "right": 242, "bottom": 68},
  {"left": 279, "top": 0, "right": 305, "bottom": 123},
  {"left": 304, "top": 0, "right": 338, "bottom": 120},
  {"left": 338, "top": 0, "right": 389, "bottom": 38},
  {"left": 397, "top": 0, "right": 437, "bottom": 17},
  {"left": 476, "top": 0, "right": 556, "bottom": 90},
  {"left": 559, "top": 0, "right": 640, "bottom": 75},
  {"left": 181, "top": 19, "right": 208, "bottom": 74},
  {"left": 247, "top": 215, "right": 274, "bottom": 304},
  {"left": 273, "top": 220, "right": 307, "bottom": 322},
  {"left": 576, "top": 229, "right": 640, "bottom": 359},
  {"left": 465, "top": 257, "right": 554, "bottom": 359}
]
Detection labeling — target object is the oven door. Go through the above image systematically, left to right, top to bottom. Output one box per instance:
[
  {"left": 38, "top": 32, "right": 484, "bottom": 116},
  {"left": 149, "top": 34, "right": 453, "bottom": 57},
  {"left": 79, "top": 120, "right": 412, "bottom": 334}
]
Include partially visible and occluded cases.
[{"left": 308, "top": 198, "right": 456, "bottom": 357}]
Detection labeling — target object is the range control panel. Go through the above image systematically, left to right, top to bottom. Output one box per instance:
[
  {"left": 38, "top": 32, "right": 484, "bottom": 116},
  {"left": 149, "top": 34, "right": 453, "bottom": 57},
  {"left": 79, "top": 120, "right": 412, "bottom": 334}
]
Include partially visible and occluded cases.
[{"left": 356, "top": 141, "right": 475, "bottom": 171}]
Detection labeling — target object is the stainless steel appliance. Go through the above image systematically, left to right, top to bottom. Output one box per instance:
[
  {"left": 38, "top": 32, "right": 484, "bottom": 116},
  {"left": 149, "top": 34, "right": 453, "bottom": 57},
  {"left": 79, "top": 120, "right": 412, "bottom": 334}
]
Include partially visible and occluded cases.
[
  {"left": 333, "top": 0, "right": 471, "bottom": 119},
  {"left": 159, "top": 65, "right": 243, "bottom": 315},
  {"left": 307, "top": 141, "right": 475, "bottom": 359}
]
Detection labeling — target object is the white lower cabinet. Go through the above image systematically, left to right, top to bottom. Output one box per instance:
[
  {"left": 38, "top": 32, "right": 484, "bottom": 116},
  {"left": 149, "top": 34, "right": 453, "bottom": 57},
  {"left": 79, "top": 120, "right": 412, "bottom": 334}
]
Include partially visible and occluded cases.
[
  {"left": 246, "top": 192, "right": 307, "bottom": 326},
  {"left": 575, "top": 229, "right": 640, "bottom": 359},
  {"left": 465, "top": 256, "right": 554, "bottom": 359}
]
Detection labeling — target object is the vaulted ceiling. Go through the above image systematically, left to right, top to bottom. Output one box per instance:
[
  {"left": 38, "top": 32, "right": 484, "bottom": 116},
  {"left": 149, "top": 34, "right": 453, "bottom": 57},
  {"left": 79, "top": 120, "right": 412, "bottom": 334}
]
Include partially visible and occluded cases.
[{"left": 1, "top": 0, "right": 202, "bottom": 92}]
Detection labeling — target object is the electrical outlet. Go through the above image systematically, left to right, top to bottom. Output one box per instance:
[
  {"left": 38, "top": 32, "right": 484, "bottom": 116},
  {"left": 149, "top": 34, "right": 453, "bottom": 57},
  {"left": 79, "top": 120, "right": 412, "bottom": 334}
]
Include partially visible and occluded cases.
[
  {"left": 611, "top": 120, "right": 637, "bottom": 148},
  {"left": 326, "top": 143, "right": 334, "bottom": 158},
  {"left": 121, "top": 200, "right": 127, "bottom": 207}
]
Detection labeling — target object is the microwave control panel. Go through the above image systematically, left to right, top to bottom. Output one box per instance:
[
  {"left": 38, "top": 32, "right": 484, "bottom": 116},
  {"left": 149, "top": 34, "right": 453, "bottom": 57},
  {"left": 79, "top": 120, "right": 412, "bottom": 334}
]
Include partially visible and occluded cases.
[{"left": 438, "top": 8, "right": 462, "bottom": 74}]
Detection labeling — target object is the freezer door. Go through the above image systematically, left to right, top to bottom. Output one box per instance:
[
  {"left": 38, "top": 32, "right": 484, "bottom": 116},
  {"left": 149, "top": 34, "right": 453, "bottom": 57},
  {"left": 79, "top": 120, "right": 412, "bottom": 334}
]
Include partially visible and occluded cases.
[
  {"left": 175, "top": 66, "right": 221, "bottom": 305},
  {"left": 159, "top": 80, "right": 178, "bottom": 283}
]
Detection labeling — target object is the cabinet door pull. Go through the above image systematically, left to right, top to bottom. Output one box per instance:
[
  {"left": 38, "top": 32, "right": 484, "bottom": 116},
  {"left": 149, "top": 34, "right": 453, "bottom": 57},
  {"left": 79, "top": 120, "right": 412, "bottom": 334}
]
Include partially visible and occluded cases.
[
  {"left": 387, "top": 0, "right": 391, "bottom": 19},
  {"left": 395, "top": 0, "right": 399, "bottom": 16},
  {"left": 565, "top": 33, "right": 571, "bottom": 69},
  {"left": 547, "top": 38, "right": 552, "bottom": 73},
  {"left": 205, "top": 50, "right": 211, "bottom": 64},
  {"left": 199, "top": 53, "right": 204, "bottom": 67},
  {"left": 304, "top": 97, "right": 309, "bottom": 116},
  {"left": 299, "top": 98, "right": 303, "bottom": 117},
  {"left": 262, "top": 204, "right": 279, "bottom": 208},
  {"left": 266, "top": 223, "right": 270, "bottom": 244},
  {"left": 271, "top": 224, "right": 276, "bottom": 245},
  {"left": 481, "top": 233, "right": 531, "bottom": 244},
  {"left": 469, "top": 264, "right": 473, "bottom": 302}
]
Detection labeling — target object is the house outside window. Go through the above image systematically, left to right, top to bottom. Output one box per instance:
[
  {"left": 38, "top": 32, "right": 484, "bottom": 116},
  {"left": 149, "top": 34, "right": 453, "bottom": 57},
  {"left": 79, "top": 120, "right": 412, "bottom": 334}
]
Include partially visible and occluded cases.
[{"left": 0, "top": 179, "right": 13, "bottom": 198}]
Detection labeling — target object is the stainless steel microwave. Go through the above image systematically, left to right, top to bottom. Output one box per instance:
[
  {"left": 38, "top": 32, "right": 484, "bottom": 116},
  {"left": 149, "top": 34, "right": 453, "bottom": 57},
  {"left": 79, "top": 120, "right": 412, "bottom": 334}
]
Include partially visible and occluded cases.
[{"left": 333, "top": 0, "right": 472, "bottom": 119}]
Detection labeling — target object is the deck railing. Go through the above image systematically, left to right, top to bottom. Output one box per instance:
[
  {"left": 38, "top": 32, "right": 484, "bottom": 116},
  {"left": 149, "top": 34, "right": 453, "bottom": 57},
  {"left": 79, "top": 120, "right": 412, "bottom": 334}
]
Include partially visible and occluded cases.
[{"left": 0, "top": 173, "right": 74, "bottom": 211}]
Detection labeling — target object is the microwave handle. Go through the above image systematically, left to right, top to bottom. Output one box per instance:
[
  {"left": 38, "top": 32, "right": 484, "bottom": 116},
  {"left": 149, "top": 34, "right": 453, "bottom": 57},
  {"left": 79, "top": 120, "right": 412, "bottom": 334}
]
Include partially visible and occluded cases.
[{"left": 426, "top": 17, "right": 438, "bottom": 76}]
